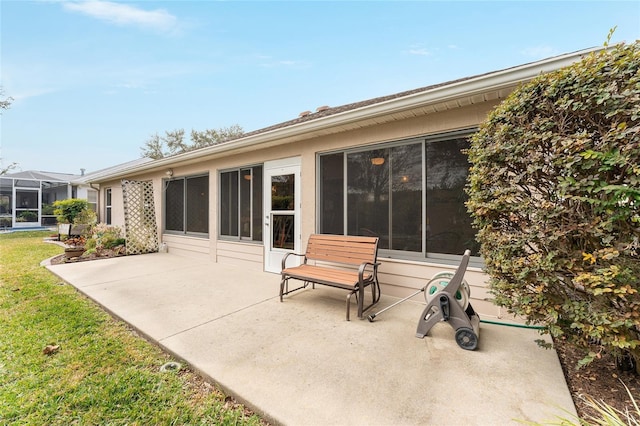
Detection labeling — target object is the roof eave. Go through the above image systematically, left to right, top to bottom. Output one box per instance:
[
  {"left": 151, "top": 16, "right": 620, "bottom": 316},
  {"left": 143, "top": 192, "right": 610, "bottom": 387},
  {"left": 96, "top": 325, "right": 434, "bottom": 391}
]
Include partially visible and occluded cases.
[{"left": 89, "top": 46, "right": 603, "bottom": 183}]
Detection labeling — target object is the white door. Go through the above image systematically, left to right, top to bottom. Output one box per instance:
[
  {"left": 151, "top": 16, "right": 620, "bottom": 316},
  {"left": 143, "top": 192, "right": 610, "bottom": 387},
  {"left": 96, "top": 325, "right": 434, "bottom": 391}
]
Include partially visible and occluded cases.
[{"left": 264, "top": 158, "right": 301, "bottom": 273}]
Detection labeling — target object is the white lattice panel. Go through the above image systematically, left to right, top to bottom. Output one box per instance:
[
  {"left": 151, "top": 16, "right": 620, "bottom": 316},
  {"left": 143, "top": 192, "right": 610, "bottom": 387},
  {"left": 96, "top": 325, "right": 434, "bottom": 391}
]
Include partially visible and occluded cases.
[{"left": 122, "top": 179, "right": 159, "bottom": 255}]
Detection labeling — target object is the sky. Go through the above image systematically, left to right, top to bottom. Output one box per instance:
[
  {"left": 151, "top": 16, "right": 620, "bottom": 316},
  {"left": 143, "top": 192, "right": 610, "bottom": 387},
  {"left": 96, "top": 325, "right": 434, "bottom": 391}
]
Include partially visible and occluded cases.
[{"left": 1, "top": 1, "right": 639, "bottom": 175}]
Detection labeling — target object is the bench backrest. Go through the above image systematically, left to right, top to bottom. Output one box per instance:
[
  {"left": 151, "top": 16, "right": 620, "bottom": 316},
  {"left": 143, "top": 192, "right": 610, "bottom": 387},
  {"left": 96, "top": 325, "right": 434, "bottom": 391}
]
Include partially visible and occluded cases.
[{"left": 305, "top": 234, "right": 379, "bottom": 266}]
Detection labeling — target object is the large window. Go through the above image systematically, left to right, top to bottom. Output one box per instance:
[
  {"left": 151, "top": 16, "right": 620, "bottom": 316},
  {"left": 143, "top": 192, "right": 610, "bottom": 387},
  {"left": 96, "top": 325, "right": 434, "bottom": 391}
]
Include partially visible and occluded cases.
[
  {"left": 319, "top": 130, "right": 479, "bottom": 260},
  {"left": 219, "top": 165, "right": 263, "bottom": 242},
  {"left": 164, "top": 174, "right": 209, "bottom": 235}
]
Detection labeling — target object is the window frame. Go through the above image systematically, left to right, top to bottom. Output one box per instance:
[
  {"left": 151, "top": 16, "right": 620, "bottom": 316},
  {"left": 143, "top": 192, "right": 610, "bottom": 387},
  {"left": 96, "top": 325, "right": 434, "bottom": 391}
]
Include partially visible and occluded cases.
[
  {"left": 316, "top": 128, "right": 479, "bottom": 265},
  {"left": 218, "top": 164, "right": 263, "bottom": 243},
  {"left": 163, "top": 173, "right": 210, "bottom": 237},
  {"left": 105, "top": 188, "right": 112, "bottom": 225},
  {"left": 87, "top": 189, "right": 98, "bottom": 212}
]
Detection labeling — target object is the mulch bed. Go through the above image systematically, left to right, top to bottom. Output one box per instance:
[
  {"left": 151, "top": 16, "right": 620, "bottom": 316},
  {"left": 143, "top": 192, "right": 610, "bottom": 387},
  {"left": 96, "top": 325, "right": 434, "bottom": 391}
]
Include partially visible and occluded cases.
[
  {"left": 49, "top": 248, "right": 126, "bottom": 265},
  {"left": 554, "top": 336, "right": 639, "bottom": 420}
]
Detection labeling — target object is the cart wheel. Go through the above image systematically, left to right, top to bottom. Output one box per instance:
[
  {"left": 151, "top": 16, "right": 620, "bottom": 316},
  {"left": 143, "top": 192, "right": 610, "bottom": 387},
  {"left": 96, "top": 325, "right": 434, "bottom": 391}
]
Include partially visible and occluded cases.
[{"left": 455, "top": 327, "right": 478, "bottom": 351}]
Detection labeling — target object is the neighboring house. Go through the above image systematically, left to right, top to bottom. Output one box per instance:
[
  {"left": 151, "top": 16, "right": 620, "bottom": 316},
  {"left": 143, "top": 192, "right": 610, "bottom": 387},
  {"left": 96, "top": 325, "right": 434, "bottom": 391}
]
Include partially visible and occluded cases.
[
  {"left": 84, "top": 47, "right": 601, "bottom": 319},
  {"left": 0, "top": 158, "right": 152, "bottom": 230},
  {"left": 0, "top": 170, "right": 86, "bottom": 229}
]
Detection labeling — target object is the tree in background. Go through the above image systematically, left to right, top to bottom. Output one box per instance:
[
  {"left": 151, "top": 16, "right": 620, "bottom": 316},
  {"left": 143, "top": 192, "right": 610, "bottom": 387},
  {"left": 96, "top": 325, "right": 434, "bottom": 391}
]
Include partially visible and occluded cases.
[
  {"left": 466, "top": 39, "right": 640, "bottom": 371},
  {"left": 0, "top": 88, "right": 17, "bottom": 175},
  {"left": 0, "top": 88, "right": 12, "bottom": 111},
  {"left": 141, "top": 125, "right": 244, "bottom": 159}
]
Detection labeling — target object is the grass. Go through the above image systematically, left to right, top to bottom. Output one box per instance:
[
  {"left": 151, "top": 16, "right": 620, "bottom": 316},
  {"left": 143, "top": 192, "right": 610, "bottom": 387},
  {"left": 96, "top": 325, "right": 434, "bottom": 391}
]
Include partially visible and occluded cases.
[{"left": 0, "top": 231, "right": 265, "bottom": 425}]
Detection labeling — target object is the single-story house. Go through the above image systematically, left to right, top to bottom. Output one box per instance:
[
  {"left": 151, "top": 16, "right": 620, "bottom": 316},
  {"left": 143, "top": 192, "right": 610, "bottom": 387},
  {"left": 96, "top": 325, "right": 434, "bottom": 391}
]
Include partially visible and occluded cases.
[{"left": 85, "top": 47, "right": 602, "bottom": 319}]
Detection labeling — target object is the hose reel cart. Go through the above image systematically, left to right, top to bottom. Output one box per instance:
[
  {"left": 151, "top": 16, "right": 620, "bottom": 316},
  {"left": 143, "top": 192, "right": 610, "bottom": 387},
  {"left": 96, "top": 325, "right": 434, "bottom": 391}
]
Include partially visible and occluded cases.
[
  {"left": 368, "top": 249, "right": 480, "bottom": 350},
  {"left": 415, "top": 249, "right": 480, "bottom": 350}
]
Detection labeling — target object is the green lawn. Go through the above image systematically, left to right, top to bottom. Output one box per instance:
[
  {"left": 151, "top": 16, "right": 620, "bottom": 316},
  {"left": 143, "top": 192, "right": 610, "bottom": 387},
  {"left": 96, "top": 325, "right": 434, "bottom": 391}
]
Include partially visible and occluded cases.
[{"left": 0, "top": 231, "right": 265, "bottom": 425}]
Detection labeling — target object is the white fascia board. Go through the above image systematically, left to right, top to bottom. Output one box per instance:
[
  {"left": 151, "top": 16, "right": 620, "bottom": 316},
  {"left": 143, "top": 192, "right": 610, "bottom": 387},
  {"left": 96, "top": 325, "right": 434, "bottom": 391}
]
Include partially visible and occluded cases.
[{"left": 90, "top": 46, "right": 604, "bottom": 183}]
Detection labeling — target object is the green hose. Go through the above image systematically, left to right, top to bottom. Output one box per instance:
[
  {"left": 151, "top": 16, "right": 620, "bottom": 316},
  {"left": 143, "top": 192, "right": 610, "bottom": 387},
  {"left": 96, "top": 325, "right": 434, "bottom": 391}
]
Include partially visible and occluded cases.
[{"left": 480, "top": 319, "right": 546, "bottom": 330}]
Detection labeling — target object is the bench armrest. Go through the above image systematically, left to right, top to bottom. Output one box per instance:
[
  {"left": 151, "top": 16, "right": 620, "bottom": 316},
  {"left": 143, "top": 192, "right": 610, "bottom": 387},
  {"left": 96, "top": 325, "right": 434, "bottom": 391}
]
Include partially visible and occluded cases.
[
  {"left": 281, "top": 252, "right": 307, "bottom": 271},
  {"left": 357, "top": 261, "right": 379, "bottom": 283}
]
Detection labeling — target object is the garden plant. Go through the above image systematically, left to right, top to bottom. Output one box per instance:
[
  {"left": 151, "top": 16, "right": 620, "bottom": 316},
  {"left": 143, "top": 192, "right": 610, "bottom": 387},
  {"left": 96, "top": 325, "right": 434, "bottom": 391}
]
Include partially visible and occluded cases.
[
  {"left": 466, "top": 38, "right": 640, "bottom": 372},
  {"left": 52, "top": 198, "right": 92, "bottom": 225}
]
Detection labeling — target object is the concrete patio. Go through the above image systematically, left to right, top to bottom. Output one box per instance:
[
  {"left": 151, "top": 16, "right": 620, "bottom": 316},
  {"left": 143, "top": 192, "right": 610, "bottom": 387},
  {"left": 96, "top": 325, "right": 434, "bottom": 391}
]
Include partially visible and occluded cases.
[{"left": 46, "top": 252, "right": 577, "bottom": 425}]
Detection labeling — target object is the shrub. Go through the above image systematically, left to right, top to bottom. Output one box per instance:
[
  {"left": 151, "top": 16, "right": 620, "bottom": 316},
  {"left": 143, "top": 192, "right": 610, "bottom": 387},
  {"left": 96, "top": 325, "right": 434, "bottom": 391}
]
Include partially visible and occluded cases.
[
  {"left": 466, "top": 40, "right": 640, "bottom": 370},
  {"left": 53, "top": 199, "right": 90, "bottom": 224},
  {"left": 74, "top": 207, "right": 97, "bottom": 226},
  {"left": 88, "top": 223, "right": 125, "bottom": 254}
]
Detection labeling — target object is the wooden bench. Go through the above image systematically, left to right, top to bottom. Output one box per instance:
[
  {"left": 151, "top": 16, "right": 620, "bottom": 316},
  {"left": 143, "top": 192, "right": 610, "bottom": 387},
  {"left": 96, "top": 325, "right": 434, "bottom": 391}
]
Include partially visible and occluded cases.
[{"left": 279, "top": 234, "right": 381, "bottom": 320}]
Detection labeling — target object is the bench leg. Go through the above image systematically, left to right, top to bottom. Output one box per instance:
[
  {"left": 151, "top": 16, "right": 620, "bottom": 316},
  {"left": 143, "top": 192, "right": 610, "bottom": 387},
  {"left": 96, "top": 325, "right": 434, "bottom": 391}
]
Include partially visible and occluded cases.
[
  {"left": 279, "top": 276, "right": 287, "bottom": 302},
  {"left": 280, "top": 277, "right": 311, "bottom": 302},
  {"left": 348, "top": 280, "right": 381, "bottom": 321},
  {"left": 357, "top": 284, "right": 364, "bottom": 319},
  {"left": 345, "top": 287, "right": 365, "bottom": 321},
  {"left": 346, "top": 292, "right": 354, "bottom": 321}
]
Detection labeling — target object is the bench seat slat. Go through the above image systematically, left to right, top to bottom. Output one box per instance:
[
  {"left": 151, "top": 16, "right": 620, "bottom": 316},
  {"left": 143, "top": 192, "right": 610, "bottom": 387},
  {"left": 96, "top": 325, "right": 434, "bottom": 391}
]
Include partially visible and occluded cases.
[{"left": 282, "top": 265, "right": 373, "bottom": 288}]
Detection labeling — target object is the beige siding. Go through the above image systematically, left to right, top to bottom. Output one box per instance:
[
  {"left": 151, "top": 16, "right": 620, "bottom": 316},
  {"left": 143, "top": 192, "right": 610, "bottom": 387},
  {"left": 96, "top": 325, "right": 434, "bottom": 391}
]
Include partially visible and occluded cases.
[
  {"left": 162, "top": 234, "right": 210, "bottom": 260},
  {"left": 216, "top": 240, "right": 264, "bottom": 271},
  {"left": 376, "top": 259, "right": 505, "bottom": 319}
]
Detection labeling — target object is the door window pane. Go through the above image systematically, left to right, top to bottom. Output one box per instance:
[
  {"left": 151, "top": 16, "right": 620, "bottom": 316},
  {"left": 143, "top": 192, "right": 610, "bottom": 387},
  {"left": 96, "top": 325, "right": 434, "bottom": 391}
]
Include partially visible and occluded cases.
[
  {"left": 271, "top": 174, "right": 294, "bottom": 211},
  {"left": 16, "top": 190, "right": 37, "bottom": 209},
  {"left": 272, "top": 214, "right": 294, "bottom": 250}
]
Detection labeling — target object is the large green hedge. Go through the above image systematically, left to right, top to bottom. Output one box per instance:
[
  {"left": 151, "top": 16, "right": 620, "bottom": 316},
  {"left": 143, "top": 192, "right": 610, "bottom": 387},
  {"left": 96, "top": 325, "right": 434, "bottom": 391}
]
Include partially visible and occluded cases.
[{"left": 466, "top": 41, "right": 640, "bottom": 369}]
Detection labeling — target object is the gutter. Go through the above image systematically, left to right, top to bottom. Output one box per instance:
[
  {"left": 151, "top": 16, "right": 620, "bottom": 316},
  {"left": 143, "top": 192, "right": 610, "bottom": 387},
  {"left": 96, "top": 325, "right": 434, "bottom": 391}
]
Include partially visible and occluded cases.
[{"left": 90, "top": 46, "right": 605, "bottom": 183}]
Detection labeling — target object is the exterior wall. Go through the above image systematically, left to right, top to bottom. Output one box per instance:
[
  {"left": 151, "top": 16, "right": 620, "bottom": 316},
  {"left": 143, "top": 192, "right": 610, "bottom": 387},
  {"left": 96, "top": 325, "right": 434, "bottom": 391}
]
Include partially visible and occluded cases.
[
  {"left": 99, "top": 100, "right": 513, "bottom": 319},
  {"left": 76, "top": 186, "right": 98, "bottom": 211},
  {"left": 162, "top": 234, "right": 210, "bottom": 260},
  {"left": 216, "top": 240, "right": 263, "bottom": 271}
]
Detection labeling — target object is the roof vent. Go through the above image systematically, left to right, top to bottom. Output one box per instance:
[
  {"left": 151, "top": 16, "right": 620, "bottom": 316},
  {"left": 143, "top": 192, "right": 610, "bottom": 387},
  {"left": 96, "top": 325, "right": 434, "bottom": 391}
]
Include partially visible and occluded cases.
[
  {"left": 316, "top": 105, "right": 330, "bottom": 112},
  {"left": 299, "top": 110, "right": 312, "bottom": 117}
]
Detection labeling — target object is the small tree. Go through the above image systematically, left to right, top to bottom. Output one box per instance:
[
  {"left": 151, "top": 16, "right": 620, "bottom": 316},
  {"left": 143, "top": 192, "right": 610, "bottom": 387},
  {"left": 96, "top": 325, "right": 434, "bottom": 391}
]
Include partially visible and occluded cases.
[
  {"left": 466, "top": 40, "right": 640, "bottom": 370},
  {"left": 53, "top": 199, "right": 90, "bottom": 224}
]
